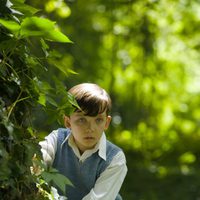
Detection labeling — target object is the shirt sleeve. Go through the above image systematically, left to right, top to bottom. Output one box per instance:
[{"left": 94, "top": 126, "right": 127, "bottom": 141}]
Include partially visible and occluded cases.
[
  {"left": 39, "top": 130, "right": 58, "bottom": 166},
  {"left": 82, "top": 151, "right": 128, "bottom": 200}
]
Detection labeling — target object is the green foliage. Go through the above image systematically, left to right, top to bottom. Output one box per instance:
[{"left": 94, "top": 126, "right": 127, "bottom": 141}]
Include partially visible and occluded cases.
[
  {"left": 0, "top": 0, "right": 74, "bottom": 199},
  {"left": 20, "top": 17, "right": 72, "bottom": 42},
  {"left": 31, "top": 155, "right": 72, "bottom": 199},
  {"left": 41, "top": 168, "right": 73, "bottom": 194}
]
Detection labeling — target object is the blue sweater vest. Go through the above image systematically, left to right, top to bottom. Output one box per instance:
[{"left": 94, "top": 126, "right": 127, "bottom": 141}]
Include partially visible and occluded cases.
[{"left": 52, "top": 128, "right": 123, "bottom": 200}]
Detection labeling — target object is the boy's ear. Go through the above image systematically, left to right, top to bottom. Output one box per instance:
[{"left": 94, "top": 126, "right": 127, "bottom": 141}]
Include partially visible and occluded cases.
[
  {"left": 64, "top": 115, "right": 71, "bottom": 128},
  {"left": 105, "top": 115, "right": 112, "bottom": 130}
]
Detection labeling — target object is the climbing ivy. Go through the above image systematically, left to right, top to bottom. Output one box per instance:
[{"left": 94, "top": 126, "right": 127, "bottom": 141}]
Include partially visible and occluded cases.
[{"left": 0, "top": 0, "right": 74, "bottom": 199}]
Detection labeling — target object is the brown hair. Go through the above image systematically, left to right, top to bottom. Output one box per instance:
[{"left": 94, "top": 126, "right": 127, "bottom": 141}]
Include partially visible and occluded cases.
[{"left": 68, "top": 83, "right": 111, "bottom": 116}]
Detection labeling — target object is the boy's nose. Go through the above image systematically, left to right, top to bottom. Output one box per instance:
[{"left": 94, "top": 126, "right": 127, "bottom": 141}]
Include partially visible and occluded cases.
[{"left": 86, "top": 121, "right": 95, "bottom": 132}]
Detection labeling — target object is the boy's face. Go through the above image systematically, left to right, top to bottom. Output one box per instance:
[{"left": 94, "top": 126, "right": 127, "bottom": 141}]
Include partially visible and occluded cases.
[{"left": 64, "top": 111, "right": 111, "bottom": 153}]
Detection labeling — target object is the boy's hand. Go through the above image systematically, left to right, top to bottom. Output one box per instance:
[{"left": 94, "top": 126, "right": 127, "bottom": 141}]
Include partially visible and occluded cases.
[{"left": 30, "top": 153, "right": 44, "bottom": 176}]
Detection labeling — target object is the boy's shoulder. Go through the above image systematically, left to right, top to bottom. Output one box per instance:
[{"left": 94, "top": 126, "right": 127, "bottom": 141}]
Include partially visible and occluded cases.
[
  {"left": 57, "top": 127, "right": 70, "bottom": 134},
  {"left": 56, "top": 128, "right": 70, "bottom": 143},
  {"left": 106, "top": 139, "right": 122, "bottom": 155},
  {"left": 102, "top": 140, "right": 124, "bottom": 169}
]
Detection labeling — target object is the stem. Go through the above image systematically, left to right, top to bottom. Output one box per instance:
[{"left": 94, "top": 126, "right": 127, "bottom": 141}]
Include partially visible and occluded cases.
[
  {"left": 5, "top": 62, "right": 20, "bottom": 80},
  {"left": 7, "top": 90, "right": 30, "bottom": 119}
]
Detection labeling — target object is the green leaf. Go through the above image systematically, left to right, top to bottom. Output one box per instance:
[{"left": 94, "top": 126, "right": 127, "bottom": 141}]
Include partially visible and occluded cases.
[
  {"left": 12, "top": 1, "right": 39, "bottom": 16},
  {"left": 14, "top": 4, "right": 39, "bottom": 16},
  {"left": 20, "top": 17, "right": 72, "bottom": 43},
  {"left": 0, "top": 19, "right": 20, "bottom": 33},
  {"left": 47, "top": 29, "right": 72, "bottom": 43},
  {"left": 40, "top": 39, "right": 49, "bottom": 50},
  {"left": 40, "top": 39, "right": 49, "bottom": 57},
  {"left": 48, "top": 56, "right": 77, "bottom": 76},
  {"left": 47, "top": 58, "right": 69, "bottom": 76},
  {"left": 67, "top": 92, "right": 80, "bottom": 109},
  {"left": 38, "top": 93, "right": 46, "bottom": 106},
  {"left": 46, "top": 96, "right": 58, "bottom": 107},
  {"left": 41, "top": 169, "right": 73, "bottom": 194},
  {"left": 52, "top": 173, "right": 72, "bottom": 193}
]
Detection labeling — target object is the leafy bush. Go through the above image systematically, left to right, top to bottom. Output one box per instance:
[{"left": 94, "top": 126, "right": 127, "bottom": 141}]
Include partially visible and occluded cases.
[{"left": 0, "top": 0, "right": 73, "bottom": 199}]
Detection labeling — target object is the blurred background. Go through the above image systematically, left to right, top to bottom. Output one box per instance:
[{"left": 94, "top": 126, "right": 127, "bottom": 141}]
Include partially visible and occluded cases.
[
  {"left": 1, "top": 0, "right": 200, "bottom": 199},
  {"left": 30, "top": 0, "right": 200, "bottom": 199}
]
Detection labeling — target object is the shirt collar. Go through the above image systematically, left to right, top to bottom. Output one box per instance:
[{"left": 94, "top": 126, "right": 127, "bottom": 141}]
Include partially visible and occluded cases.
[
  {"left": 67, "top": 132, "right": 107, "bottom": 161},
  {"left": 98, "top": 132, "right": 107, "bottom": 161}
]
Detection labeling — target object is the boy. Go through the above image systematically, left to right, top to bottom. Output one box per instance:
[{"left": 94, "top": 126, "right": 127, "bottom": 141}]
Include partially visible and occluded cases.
[{"left": 39, "top": 83, "right": 127, "bottom": 200}]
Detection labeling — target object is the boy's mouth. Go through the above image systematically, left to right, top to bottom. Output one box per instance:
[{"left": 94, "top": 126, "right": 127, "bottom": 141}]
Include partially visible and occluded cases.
[{"left": 84, "top": 136, "right": 95, "bottom": 140}]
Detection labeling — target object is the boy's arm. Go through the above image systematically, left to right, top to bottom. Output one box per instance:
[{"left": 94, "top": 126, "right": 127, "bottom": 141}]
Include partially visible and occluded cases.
[
  {"left": 39, "top": 130, "right": 58, "bottom": 166},
  {"left": 82, "top": 151, "right": 127, "bottom": 200}
]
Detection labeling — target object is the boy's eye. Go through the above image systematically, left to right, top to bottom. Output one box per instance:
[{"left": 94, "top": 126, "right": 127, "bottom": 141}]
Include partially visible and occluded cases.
[
  {"left": 77, "top": 118, "right": 87, "bottom": 123},
  {"left": 96, "top": 118, "right": 104, "bottom": 123}
]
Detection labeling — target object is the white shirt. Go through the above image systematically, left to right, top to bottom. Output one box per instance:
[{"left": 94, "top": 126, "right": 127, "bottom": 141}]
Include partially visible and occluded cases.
[{"left": 39, "top": 130, "right": 127, "bottom": 200}]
